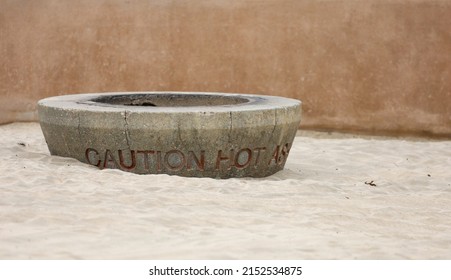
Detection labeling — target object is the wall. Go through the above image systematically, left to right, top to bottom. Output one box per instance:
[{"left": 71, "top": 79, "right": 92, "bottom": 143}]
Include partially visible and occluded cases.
[{"left": 1, "top": 0, "right": 450, "bottom": 137}]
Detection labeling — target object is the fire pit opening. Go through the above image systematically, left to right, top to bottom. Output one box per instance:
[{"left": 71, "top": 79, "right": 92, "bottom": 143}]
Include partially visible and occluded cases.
[{"left": 93, "top": 93, "right": 250, "bottom": 107}]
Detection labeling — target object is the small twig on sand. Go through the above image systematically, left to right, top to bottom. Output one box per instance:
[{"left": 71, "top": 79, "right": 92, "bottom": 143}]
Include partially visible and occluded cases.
[{"left": 365, "top": 180, "right": 377, "bottom": 187}]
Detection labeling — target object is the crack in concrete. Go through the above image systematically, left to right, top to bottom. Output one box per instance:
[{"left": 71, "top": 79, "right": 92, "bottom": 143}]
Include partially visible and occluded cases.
[
  {"left": 270, "top": 109, "right": 277, "bottom": 141},
  {"left": 124, "top": 110, "right": 131, "bottom": 151},
  {"left": 77, "top": 111, "right": 81, "bottom": 140},
  {"left": 229, "top": 111, "right": 233, "bottom": 144},
  {"left": 177, "top": 122, "right": 182, "bottom": 144},
  {"left": 61, "top": 133, "right": 70, "bottom": 155}
]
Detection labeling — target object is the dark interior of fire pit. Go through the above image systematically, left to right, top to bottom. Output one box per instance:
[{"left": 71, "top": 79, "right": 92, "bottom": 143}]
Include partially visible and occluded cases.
[{"left": 93, "top": 93, "right": 249, "bottom": 107}]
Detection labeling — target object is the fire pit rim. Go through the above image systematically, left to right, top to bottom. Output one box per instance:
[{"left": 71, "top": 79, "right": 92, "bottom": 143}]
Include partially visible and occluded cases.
[{"left": 38, "top": 92, "right": 301, "bottom": 113}]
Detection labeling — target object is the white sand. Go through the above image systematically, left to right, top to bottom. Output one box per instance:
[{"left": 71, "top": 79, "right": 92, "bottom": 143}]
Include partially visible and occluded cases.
[{"left": 1, "top": 123, "right": 450, "bottom": 259}]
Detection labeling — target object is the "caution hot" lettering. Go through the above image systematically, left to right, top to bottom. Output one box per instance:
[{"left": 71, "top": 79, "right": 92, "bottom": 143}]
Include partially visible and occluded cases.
[{"left": 85, "top": 143, "right": 291, "bottom": 173}]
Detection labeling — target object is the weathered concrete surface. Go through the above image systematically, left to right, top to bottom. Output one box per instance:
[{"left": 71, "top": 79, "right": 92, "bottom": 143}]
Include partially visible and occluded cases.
[
  {"left": 1, "top": 0, "right": 451, "bottom": 137},
  {"left": 38, "top": 92, "right": 301, "bottom": 178}
]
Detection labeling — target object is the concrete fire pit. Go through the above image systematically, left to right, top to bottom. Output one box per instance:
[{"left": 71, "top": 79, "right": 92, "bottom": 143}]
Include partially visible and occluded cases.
[{"left": 38, "top": 92, "right": 301, "bottom": 178}]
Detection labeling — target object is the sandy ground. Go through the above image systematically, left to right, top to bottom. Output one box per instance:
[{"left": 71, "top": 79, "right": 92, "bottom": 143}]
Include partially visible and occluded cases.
[{"left": 0, "top": 122, "right": 450, "bottom": 259}]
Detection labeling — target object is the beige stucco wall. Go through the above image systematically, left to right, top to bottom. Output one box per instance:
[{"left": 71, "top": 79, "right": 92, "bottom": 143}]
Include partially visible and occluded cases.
[{"left": 1, "top": 0, "right": 450, "bottom": 137}]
